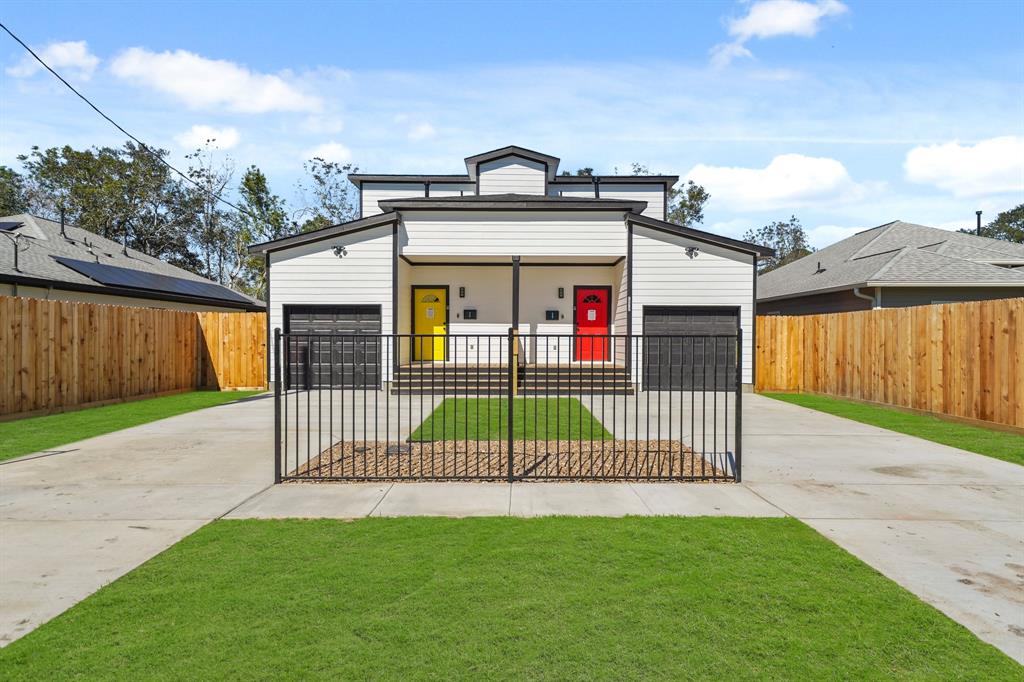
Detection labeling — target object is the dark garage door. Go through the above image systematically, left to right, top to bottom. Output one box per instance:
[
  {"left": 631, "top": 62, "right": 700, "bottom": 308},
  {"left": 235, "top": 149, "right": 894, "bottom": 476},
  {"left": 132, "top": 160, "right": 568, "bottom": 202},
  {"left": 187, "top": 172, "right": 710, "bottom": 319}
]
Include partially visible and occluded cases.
[
  {"left": 285, "top": 305, "right": 381, "bottom": 389},
  {"left": 643, "top": 307, "right": 739, "bottom": 391}
]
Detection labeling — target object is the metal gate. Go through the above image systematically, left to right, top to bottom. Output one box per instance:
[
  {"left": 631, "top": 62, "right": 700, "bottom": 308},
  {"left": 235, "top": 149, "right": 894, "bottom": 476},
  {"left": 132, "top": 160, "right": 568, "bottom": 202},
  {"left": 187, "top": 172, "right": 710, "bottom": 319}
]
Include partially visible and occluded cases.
[{"left": 274, "top": 330, "right": 742, "bottom": 483}]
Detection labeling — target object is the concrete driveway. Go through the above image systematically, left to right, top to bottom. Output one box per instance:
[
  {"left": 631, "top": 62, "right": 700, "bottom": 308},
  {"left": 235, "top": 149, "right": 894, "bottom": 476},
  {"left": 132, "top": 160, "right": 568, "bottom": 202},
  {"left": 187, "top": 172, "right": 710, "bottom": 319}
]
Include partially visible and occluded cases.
[
  {"left": 0, "top": 394, "right": 275, "bottom": 646},
  {"left": 741, "top": 394, "right": 1024, "bottom": 664}
]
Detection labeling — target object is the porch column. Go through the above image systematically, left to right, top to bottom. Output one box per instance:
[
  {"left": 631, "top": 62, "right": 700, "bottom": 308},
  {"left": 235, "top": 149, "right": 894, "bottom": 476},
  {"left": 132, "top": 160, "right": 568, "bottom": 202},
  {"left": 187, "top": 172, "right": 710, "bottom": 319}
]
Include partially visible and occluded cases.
[
  {"left": 391, "top": 222, "right": 399, "bottom": 375},
  {"left": 626, "top": 222, "right": 633, "bottom": 375},
  {"left": 511, "top": 255, "right": 520, "bottom": 329}
]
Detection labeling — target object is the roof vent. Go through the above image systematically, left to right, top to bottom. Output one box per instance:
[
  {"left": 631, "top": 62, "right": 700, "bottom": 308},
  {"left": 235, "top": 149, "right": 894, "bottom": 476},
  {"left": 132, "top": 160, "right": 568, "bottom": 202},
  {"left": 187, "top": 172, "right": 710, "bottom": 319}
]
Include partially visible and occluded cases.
[{"left": 814, "top": 261, "right": 826, "bottom": 274}]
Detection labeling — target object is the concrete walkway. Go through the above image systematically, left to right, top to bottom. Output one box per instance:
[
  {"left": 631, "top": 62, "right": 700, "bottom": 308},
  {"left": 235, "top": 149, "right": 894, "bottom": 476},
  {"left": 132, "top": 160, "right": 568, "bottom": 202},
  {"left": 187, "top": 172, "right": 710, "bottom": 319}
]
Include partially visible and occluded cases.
[
  {"left": 0, "top": 395, "right": 276, "bottom": 646},
  {"left": 227, "top": 480, "right": 783, "bottom": 518}
]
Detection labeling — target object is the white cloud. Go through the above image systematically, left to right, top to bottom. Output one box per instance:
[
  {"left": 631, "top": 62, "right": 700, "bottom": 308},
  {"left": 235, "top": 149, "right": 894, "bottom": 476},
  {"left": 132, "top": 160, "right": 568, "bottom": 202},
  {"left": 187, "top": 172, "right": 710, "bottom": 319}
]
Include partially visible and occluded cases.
[
  {"left": 711, "top": 0, "right": 848, "bottom": 67},
  {"left": 729, "top": 0, "right": 848, "bottom": 41},
  {"left": 6, "top": 40, "right": 100, "bottom": 81},
  {"left": 709, "top": 42, "right": 753, "bottom": 70},
  {"left": 109, "top": 47, "right": 321, "bottom": 113},
  {"left": 407, "top": 122, "right": 436, "bottom": 141},
  {"left": 174, "top": 124, "right": 240, "bottom": 150},
  {"left": 903, "top": 135, "right": 1024, "bottom": 198},
  {"left": 303, "top": 141, "right": 352, "bottom": 163},
  {"left": 686, "top": 154, "right": 865, "bottom": 211},
  {"left": 806, "top": 223, "right": 867, "bottom": 248}
]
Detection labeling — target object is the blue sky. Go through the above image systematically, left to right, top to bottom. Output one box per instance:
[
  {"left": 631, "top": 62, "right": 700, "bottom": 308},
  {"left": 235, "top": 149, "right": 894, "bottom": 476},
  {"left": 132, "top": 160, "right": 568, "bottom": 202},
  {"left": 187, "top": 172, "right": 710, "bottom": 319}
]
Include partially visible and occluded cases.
[{"left": 2, "top": 0, "right": 1022, "bottom": 247}]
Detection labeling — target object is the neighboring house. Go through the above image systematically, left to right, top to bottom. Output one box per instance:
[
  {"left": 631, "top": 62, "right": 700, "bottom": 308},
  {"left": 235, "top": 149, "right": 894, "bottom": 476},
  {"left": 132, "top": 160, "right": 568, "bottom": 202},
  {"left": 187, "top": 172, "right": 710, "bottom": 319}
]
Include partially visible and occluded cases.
[
  {"left": 249, "top": 145, "right": 772, "bottom": 388},
  {"left": 0, "top": 213, "right": 263, "bottom": 312},
  {"left": 758, "top": 220, "right": 1024, "bottom": 316}
]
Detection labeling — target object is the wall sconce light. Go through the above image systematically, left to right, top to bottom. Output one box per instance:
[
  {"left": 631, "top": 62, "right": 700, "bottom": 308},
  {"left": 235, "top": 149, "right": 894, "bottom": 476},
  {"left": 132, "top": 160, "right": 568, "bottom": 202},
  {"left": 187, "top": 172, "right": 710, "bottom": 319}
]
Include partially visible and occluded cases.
[
  {"left": 332, "top": 245, "right": 348, "bottom": 258},
  {"left": 684, "top": 246, "right": 700, "bottom": 259},
  {"left": 459, "top": 286, "right": 466, "bottom": 298},
  {"left": 557, "top": 287, "right": 564, "bottom": 299}
]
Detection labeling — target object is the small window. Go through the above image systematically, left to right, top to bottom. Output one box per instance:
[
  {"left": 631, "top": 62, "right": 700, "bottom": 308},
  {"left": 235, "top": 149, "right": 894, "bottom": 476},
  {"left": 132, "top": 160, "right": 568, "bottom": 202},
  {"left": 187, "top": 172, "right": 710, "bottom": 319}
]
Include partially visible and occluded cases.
[
  {"left": 420, "top": 294, "right": 440, "bottom": 303},
  {"left": 582, "top": 294, "right": 602, "bottom": 303}
]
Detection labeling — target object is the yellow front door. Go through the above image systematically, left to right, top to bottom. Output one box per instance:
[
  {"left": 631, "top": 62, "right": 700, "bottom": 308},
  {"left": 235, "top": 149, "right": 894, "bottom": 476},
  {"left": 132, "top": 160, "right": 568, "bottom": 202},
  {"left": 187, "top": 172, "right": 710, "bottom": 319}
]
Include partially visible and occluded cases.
[{"left": 413, "top": 287, "right": 447, "bottom": 361}]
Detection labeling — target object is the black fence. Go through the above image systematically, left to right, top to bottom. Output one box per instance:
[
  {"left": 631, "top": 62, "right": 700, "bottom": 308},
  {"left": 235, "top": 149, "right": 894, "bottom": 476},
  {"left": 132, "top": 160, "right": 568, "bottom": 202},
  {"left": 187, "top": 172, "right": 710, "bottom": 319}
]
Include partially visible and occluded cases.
[{"left": 274, "top": 331, "right": 742, "bottom": 483}]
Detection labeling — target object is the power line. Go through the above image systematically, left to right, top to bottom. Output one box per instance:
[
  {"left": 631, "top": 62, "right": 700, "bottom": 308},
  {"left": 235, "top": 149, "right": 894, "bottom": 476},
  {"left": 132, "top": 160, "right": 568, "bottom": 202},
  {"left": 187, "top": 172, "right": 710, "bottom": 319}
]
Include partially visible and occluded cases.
[{"left": 0, "top": 21, "right": 256, "bottom": 219}]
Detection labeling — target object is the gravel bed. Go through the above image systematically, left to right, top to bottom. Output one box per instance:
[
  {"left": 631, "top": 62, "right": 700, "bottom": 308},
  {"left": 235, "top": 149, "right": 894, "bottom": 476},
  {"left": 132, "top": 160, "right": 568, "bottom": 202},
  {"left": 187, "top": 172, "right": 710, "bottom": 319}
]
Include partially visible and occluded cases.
[{"left": 287, "top": 440, "right": 731, "bottom": 481}]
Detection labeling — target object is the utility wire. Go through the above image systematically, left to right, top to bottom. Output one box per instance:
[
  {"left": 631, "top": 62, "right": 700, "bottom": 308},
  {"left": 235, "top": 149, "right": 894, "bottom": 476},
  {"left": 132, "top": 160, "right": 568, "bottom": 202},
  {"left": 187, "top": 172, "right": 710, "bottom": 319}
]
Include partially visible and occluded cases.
[{"left": 0, "top": 21, "right": 256, "bottom": 219}]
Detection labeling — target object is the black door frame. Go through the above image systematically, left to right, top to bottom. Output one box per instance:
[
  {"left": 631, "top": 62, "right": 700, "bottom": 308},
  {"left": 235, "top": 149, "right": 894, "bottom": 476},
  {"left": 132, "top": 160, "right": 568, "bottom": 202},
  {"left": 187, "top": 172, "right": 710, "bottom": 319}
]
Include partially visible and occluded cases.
[
  {"left": 410, "top": 284, "right": 451, "bottom": 362},
  {"left": 572, "top": 284, "right": 613, "bottom": 362}
]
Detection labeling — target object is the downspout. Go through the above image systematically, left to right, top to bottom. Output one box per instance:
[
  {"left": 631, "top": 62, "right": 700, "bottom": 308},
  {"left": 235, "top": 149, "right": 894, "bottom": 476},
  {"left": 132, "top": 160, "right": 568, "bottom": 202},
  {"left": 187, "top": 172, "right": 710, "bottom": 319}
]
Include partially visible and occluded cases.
[{"left": 852, "top": 287, "right": 880, "bottom": 309}]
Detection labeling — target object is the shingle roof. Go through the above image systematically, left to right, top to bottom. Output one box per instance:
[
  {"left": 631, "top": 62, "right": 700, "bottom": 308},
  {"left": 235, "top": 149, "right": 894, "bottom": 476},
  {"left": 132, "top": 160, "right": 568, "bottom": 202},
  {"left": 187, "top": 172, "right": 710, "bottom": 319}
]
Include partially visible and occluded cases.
[
  {"left": 0, "top": 214, "right": 263, "bottom": 309},
  {"left": 759, "top": 220, "right": 1024, "bottom": 301}
]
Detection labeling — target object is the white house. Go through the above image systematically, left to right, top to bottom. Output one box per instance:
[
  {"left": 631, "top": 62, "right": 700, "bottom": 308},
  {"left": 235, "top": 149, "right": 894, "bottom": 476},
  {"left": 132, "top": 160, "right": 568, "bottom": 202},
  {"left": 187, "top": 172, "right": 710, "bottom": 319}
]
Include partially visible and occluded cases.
[{"left": 249, "top": 146, "right": 771, "bottom": 389}]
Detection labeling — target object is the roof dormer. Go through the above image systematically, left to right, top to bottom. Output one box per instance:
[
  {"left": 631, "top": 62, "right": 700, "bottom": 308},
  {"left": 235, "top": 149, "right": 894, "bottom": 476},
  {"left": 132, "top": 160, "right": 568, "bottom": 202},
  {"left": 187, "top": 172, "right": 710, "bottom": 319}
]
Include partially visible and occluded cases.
[{"left": 465, "top": 145, "right": 560, "bottom": 196}]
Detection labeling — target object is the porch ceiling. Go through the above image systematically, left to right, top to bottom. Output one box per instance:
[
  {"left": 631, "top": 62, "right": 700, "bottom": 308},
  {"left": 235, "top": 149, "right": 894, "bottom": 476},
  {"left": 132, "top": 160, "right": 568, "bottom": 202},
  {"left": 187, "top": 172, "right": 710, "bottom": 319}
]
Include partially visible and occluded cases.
[{"left": 401, "top": 255, "right": 622, "bottom": 265}]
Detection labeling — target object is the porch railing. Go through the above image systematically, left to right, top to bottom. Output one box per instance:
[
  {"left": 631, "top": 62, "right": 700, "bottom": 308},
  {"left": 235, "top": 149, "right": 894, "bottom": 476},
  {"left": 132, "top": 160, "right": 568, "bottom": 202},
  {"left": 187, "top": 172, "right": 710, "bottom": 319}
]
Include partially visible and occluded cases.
[{"left": 273, "top": 331, "right": 742, "bottom": 482}]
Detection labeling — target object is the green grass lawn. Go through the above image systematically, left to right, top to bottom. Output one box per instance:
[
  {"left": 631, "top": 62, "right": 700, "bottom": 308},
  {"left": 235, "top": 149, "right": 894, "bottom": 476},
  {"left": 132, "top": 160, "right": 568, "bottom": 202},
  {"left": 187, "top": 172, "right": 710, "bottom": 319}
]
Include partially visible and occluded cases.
[
  {"left": 0, "top": 390, "right": 264, "bottom": 462},
  {"left": 763, "top": 392, "right": 1024, "bottom": 467},
  {"left": 410, "top": 397, "right": 612, "bottom": 441},
  {"left": 0, "top": 517, "right": 1015, "bottom": 680}
]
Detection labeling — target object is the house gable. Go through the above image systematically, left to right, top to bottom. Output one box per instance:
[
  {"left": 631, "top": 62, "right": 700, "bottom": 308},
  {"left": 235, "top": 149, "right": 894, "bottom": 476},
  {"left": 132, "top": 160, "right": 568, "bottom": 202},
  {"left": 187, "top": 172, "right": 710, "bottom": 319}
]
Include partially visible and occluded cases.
[{"left": 477, "top": 155, "right": 548, "bottom": 195}]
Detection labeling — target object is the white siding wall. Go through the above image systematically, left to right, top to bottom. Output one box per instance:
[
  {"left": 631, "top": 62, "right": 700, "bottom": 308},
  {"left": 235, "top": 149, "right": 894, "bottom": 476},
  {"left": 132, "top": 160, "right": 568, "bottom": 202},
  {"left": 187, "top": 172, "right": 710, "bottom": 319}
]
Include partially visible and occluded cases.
[
  {"left": 477, "top": 156, "right": 546, "bottom": 195},
  {"left": 360, "top": 182, "right": 426, "bottom": 217},
  {"left": 429, "top": 183, "right": 475, "bottom": 197},
  {"left": 600, "top": 184, "right": 665, "bottom": 220},
  {"left": 548, "top": 185, "right": 595, "bottom": 198},
  {"left": 401, "top": 211, "right": 627, "bottom": 257},
  {"left": 268, "top": 225, "right": 393, "bottom": 378},
  {"left": 631, "top": 225, "right": 754, "bottom": 385},
  {"left": 406, "top": 266, "right": 513, "bottom": 364},
  {"left": 522, "top": 266, "right": 621, "bottom": 364}
]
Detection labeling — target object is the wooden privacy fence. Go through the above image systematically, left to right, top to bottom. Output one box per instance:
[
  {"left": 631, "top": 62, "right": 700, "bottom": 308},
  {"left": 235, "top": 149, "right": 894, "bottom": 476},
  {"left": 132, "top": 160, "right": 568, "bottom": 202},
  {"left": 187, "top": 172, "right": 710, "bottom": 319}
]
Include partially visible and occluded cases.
[
  {"left": 0, "top": 296, "right": 266, "bottom": 417},
  {"left": 756, "top": 298, "right": 1023, "bottom": 429}
]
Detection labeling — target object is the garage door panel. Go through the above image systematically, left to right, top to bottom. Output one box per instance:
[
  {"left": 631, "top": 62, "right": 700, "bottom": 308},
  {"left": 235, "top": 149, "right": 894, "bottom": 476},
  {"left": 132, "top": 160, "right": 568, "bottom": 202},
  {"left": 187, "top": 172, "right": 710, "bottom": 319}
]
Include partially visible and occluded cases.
[
  {"left": 285, "top": 306, "right": 381, "bottom": 389},
  {"left": 643, "top": 307, "right": 738, "bottom": 391}
]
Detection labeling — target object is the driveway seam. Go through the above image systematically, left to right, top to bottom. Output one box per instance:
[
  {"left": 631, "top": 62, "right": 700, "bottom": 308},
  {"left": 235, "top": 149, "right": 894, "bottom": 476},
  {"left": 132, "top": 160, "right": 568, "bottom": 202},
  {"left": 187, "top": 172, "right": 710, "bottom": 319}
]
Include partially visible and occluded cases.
[
  {"left": 626, "top": 482, "right": 655, "bottom": 514},
  {"left": 215, "top": 483, "right": 277, "bottom": 521},
  {"left": 365, "top": 483, "right": 394, "bottom": 517},
  {"left": 739, "top": 484, "right": 790, "bottom": 516}
]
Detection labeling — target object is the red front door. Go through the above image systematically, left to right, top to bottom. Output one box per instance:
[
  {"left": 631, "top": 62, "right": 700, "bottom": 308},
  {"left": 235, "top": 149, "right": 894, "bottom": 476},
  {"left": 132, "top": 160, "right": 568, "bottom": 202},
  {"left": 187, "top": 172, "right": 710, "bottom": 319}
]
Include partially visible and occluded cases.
[{"left": 574, "top": 287, "right": 610, "bottom": 361}]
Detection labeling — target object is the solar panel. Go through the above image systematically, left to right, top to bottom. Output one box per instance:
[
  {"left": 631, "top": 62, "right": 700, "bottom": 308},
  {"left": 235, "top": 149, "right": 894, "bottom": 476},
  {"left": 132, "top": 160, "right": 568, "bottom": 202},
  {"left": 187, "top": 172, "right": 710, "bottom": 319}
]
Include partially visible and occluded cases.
[
  {"left": 0, "top": 221, "right": 24, "bottom": 231},
  {"left": 53, "top": 256, "right": 254, "bottom": 305}
]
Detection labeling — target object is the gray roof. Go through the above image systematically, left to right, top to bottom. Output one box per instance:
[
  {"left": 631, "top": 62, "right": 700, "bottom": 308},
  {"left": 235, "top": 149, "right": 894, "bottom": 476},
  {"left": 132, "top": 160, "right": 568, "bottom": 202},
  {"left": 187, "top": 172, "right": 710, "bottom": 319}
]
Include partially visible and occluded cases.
[
  {"left": 463, "top": 145, "right": 561, "bottom": 179},
  {"left": 0, "top": 214, "right": 263, "bottom": 309},
  {"left": 759, "top": 220, "right": 1024, "bottom": 301}
]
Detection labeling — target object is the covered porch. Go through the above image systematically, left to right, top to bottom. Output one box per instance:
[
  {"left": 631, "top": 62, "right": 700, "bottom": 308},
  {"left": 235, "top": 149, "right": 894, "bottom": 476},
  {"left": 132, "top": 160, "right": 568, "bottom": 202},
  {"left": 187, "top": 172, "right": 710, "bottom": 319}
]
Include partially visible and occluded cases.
[{"left": 395, "top": 254, "right": 628, "bottom": 367}]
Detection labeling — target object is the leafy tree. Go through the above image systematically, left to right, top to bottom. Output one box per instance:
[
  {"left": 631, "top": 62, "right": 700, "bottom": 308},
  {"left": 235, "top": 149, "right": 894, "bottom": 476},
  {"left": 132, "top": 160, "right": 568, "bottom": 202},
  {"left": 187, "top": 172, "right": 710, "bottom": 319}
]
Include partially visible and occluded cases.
[
  {"left": 17, "top": 143, "right": 200, "bottom": 269},
  {"left": 183, "top": 143, "right": 237, "bottom": 284},
  {"left": 296, "top": 158, "right": 359, "bottom": 231},
  {"left": 621, "top": 162, "right": 711, "bottom": 228},
  {"left": 0, "top": 166, "right": 28, "bottom": 215},
  {"left": 234, "top": 166, "right": 291, "bottom": 297},
  {"left": 559, "top": 168, "right": 594, "bottom": 176},
  {"left": 667, "top": 180, "right": 710, "bottom": 228},
  {"left": 959, "top": 204, "right": 1024, "bottom": 244},
  {"left": 743, "top": 216, "right": 814, "bottom": 273}
]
